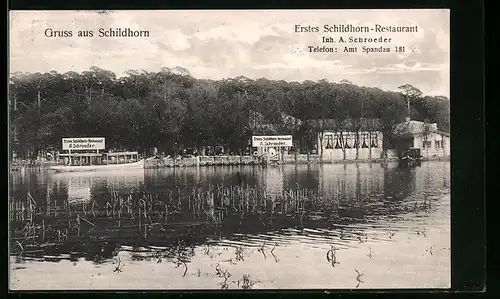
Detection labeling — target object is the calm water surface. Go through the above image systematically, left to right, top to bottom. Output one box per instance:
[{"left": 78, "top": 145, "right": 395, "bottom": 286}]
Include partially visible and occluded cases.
[{"left": 9, "top": 162, "right": 450, "bottom": 290}]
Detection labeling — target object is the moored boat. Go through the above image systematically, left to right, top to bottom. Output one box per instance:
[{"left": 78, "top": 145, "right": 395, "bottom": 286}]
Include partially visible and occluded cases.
[
  {"left": 398, "top": 148, "right": 422, "bottom": 168},
  {"left": 50, "top": 151, "right": 144, "bottom": 173},
  {"left": 50, "top": 159, "right": 145, "bottom": 173}
]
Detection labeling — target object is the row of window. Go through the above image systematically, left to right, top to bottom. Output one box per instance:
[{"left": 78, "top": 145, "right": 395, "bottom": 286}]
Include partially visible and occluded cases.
[
  {"left": 324, "top": 133, "right": 378, "bottom": 149},
  {"left": 423, "top": 140, "right": 445, "bottom": 149}
]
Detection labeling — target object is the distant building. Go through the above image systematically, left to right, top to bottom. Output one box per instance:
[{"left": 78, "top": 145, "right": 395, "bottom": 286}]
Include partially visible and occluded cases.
[
  {"left": 249, "top": 110, "right": 300, "bottom": 156},
  {"left": 249, "top": 110, "right": 303, "bottom": 134},
  {"left": 249, "top": 113, "right": 450, "bottom": 162},
  {"left": 309, "top": 118, "right": 384, "bottom": 161},
  {"left": 391, "top": 118, "right": 450, "bottom": 158},
  {"left": 319, "top": 131, "right": 384, "bottom": 161}
]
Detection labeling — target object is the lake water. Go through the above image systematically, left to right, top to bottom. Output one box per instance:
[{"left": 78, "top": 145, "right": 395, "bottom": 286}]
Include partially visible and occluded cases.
[{"left": 9, "top": 162, "right": 450, "bottom": 290}]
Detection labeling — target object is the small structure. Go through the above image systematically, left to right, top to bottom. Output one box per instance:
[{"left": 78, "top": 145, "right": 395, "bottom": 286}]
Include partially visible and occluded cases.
[
  {"left": 249, "top": 110, "right": 300, "bottom": 157},
  {"left": 310, "top": 118, "right": 384, "bottom": 161},
  {"left": 392, "top": 118, "right": 450, "bottom": 159},
  {"left": 318, "top": 131, "right": 384, "bottom": 161},
  {"left": 252, "top": 135, "right": 293, "bottom": 164},
  {"left": 52, "top": 137, "right": 144, "bottom": 172},
  {"left": 398, "top": 148, "right": 422, "bottom": 168}
]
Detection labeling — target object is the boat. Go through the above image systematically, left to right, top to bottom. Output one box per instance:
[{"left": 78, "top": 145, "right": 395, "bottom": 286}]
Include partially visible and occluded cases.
[
  {"left": 398, "top": 148, "right": 422, "bottom": 168},
  {"left": 50, "top": 151, "right": 144, "bottom": 173},
  {"left": 50, "top": 159, "right": 144, "bottom": 173}
]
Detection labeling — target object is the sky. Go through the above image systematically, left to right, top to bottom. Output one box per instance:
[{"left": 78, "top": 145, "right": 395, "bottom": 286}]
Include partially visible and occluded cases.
[{"left": 9, "top": 10, "right": 450, "bottom": 97}]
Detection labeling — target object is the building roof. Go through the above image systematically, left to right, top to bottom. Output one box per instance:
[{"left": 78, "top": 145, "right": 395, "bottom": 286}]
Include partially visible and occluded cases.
[
  {"left": 249, "top": 110, "right": 303, "bottom": 134},
  {"left": 249, "top": 110, "right": 303, "bottom": 125},
  {"left": 280, "top": 112, "right": 303, "bottom": 127},
  {"left": 306, "top": 118, "right": 382, "bottom": 131},
  {"left": 392, "top": 119, "right": 446, "bottom": 138},
  {"left": 250, "top": 124, "right": 281, "bottom": 134},
  {"left": 436, "top": 130, "right": 451, "bottom": 137}
]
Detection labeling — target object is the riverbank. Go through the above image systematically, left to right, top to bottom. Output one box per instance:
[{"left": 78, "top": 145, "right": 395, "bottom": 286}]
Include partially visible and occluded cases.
[
  {"left": 9, "top": 155, "right": 449, "bottom": 171},
  {"left": 144, "top": 155, "right": 449, "bottom": 169},
  {"left": 10, "top": 161, "right": 55, "bottom": 171}
]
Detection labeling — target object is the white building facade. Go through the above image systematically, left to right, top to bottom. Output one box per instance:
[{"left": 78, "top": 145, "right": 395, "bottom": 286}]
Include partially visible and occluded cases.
[
  {"left": 392, "top": 120, "right": 450, "bottom": 158},
  {"left": 412, "top": 130, "right": 450, "bottom": 158},
  {"left": 318, "top": 131, "right": 384, "bottom": 161}
]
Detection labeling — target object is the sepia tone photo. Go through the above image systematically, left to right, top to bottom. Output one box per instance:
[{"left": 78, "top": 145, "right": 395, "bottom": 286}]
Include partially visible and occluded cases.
[{"left": 8, "top": 9, "right": 450, "bottom": 290}]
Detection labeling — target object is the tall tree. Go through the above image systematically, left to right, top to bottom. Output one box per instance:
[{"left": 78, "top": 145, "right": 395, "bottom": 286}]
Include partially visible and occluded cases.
[
  {"left": 8, "top": 68, "right": 449, "bottom": 159},
  {"left": 398, "top": 84, "right": 423, "bottom": 120}
]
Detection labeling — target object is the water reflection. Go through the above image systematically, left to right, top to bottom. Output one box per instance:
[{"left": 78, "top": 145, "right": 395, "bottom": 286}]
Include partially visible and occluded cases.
[{"left": 9, "top": 162, "right": 450, "bottom": 289}]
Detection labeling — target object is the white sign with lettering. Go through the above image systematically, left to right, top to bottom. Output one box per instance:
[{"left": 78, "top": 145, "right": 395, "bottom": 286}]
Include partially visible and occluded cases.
[
  {"left": 252, "top": 135, "right": 293, "bottom": 147},
  {"left": 62, "top": 137, "right": 106, "bottom": 150}
]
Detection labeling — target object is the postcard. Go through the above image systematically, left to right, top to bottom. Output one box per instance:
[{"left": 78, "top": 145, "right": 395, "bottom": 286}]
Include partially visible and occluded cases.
[{"left": 9, "top": 9, "right": 450, "bottom": 290}]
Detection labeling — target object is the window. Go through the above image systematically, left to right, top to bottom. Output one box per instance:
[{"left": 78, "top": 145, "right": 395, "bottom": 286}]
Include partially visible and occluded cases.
[
  {"left": 361, "top": 133, "right": 369, "bottom": 148},
  {"left": 370, "top": 133, "right": 378, "bottom": 148},
  {"left": 325, "top": 134, "right": 334, "bottom": 149},
  {"left": 335, "top": 134, "right": 342, "bottom": 149},
  {"left": 344, "top": 134, "right": 351, "bottom": 149},
  {"left": 354, "top": 134, "right": 360, "bottom": 148},
  {"left": 435, "top": 140, "right": 442, "bottom": 149},
  {"left": 423, "top": 141, "right": 432, "bottom": 149}
]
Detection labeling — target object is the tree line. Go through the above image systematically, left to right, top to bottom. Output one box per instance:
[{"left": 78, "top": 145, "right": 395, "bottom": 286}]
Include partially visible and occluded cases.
[{"left": 9, "top": 66, "right": 450, "bottom": 159}]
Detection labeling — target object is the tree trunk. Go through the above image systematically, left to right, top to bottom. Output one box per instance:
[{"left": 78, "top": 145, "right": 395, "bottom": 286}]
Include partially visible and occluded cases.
[
  {"left": 355, "top": 131, "right": 359, "bottom": 160},
  {"left": 368, "top": 131, "right": 372, "bottom": 160},
  {"left": 319, "top": 132, "right": 324, "bottom": 161},
  {"left": 341, "top": 132, "right": 346, "bottom": 160},
  {"left": 294, "top": 136, "right": 298, "bottom": 162}
]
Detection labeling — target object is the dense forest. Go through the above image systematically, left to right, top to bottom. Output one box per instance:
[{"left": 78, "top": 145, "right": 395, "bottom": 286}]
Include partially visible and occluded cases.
[{"left": 9, "top": 66, "right": 450, "bottom": 159}]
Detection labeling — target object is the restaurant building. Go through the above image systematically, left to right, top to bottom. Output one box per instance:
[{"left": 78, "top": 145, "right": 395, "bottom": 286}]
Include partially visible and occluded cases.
[
  {"left": 308, "top": 118, "right": 384, "bottom": 161},
  {"left": 391, "top": 118, "right": 450, "bottom": 158}
]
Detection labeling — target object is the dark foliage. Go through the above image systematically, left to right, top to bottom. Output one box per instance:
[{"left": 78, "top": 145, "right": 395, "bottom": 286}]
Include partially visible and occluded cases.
[{"left": 9, "top": 67, "right": 449, "bottom": 158}]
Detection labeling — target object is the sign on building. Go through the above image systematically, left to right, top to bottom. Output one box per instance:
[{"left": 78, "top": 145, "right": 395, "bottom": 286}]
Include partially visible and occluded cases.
[
  {"left": 252, "top": 135, "right": 293, "bottom": 147},
  {"left": 62, "top": 137, "right": 105, "bottom": 150}
]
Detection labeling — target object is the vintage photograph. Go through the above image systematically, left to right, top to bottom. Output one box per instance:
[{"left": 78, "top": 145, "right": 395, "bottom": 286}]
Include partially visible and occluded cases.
[{"left": 9, "top": 9, "right": 450, "bottom": 290}]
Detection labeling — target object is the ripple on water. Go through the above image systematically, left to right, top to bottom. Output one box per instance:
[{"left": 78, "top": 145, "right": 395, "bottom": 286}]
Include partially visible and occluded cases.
[{"left": 10, "top": 162, "right": 450, "bottom": 289}]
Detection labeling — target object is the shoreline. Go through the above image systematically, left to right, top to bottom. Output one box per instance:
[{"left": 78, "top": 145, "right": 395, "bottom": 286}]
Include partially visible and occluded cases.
[
  {"left": 9, "top": 156, "right": 450, "bottom": 171},
  {"left": 143, "top": 156, "right": 449, "bottom": 169}
]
